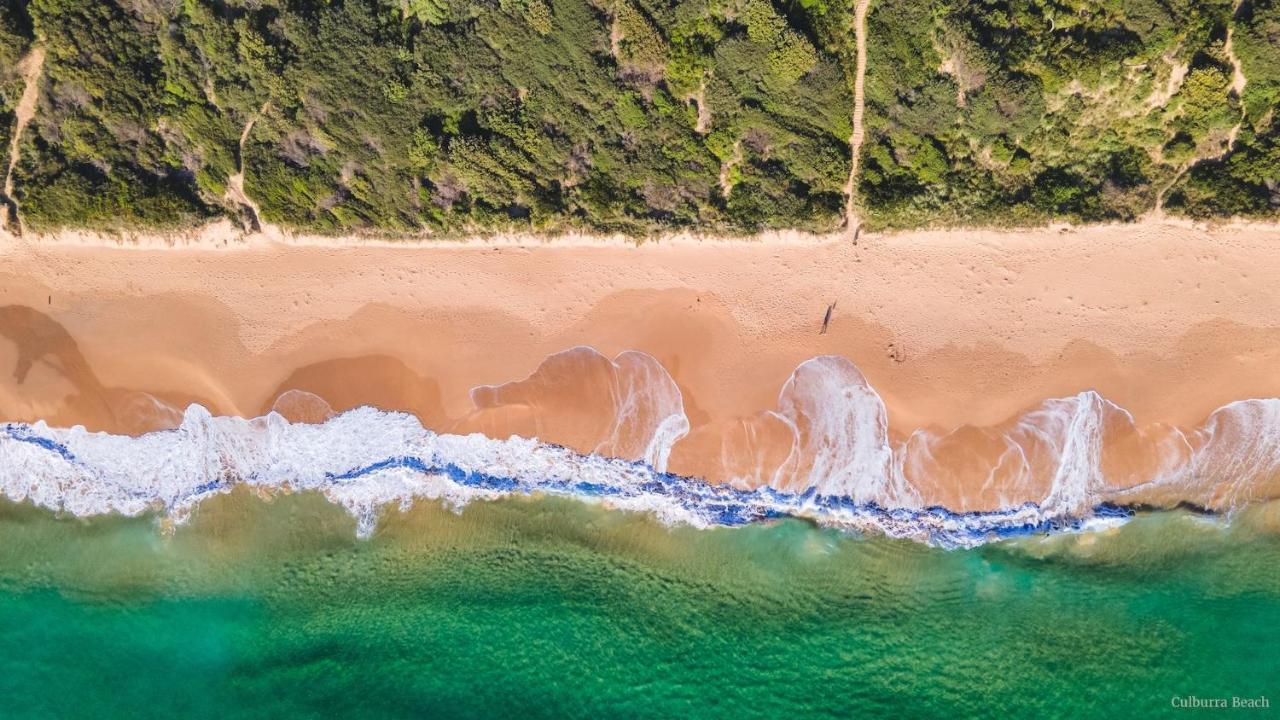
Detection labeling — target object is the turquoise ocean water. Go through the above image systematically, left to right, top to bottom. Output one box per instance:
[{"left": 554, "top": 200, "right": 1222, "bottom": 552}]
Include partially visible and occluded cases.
[{"left": 0, "top": 491, "right": 1275, "bottom": 719}]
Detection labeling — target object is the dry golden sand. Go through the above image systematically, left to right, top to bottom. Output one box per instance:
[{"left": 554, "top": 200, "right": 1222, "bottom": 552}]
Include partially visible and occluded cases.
[{"left": 2, "top": 220, "right": 1279, "bottom": 509}]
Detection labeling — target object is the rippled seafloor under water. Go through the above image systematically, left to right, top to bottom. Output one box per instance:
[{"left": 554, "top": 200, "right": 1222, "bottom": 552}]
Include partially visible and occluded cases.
[{"left": 0, "top": 492, "right": 1276, "bottom": 719}]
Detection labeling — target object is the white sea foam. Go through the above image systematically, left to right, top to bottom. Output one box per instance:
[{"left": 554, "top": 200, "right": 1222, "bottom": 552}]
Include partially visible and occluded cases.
[
  {"left": 468, "top": 346, "right": 688, "bottom": 473},
  {"left": 602, "top": 349, "right": 689, "bottom": 472},
  {"left": 771, "top": 356, "right": 913, "bottom": 504},
  {"left": 1013, "top": 392, "right": 1113, "bottom": 516},
  {"left": 1164, "top": 399, "right": 1280, "bottom": 508},
  {"left": 0, "top": 404, "right": 1108, "bottom": 548}
]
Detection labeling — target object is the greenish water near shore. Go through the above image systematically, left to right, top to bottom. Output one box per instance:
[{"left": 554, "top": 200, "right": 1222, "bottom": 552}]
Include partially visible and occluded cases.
[{"left": 0, "top": 493, "right": 1276, "bottom": 719}]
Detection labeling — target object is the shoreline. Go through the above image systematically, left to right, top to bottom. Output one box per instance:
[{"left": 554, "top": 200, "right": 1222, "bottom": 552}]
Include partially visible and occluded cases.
[
  {"left": 4, "top": 214, "right": 1280, "bottom": 250},
  {"left": 3, "top": 219, "right": 1280, "bottom": 511}
]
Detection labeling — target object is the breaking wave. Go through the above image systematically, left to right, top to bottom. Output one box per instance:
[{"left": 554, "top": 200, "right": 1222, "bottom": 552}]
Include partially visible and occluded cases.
[
  {"left": 0, "top": 349, "right": 1276, "bottom": 547},
  {"left": 0, "top": 404, "right": 1134, "bottom": 548}
]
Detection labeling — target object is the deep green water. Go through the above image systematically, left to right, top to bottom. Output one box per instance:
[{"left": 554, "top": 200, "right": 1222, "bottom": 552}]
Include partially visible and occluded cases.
[{"left": 0, "top": 492, "right": 1276, "bottom": 719}]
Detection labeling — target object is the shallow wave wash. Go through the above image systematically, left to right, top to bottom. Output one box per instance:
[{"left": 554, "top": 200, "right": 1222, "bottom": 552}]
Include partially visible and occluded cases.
[
  {"left": 1, "top": 350, "right": 1277, "bottom": 547},
  {"left": 0, "top": 403, "right": 1138, "bottom": 548}
]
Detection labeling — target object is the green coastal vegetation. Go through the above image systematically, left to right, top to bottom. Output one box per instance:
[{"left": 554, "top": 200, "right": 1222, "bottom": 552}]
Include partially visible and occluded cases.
[
  {"left": 0, "top": 0, "right": 1275, "bottom": 234},
  {"left": 2, "top": 0, "right": 854, "bottom": 234},
  {"left": 862, "top": 0, "right": 1280, "bottom": 227}
]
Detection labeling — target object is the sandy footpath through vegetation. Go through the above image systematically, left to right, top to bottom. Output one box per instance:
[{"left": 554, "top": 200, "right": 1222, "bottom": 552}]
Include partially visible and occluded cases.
[{"left": 1, "top": 46, "right": 44, "bottom": 234}]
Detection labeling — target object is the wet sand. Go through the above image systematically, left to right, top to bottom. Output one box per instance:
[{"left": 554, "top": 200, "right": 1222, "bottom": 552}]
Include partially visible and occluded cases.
[{"left": 2, "top": 221, "right": 1280, "bottom": 510}]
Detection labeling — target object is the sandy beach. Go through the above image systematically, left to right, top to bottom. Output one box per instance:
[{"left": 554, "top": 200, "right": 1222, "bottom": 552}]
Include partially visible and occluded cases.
[{"left": 3, "top": 220, "right": 1280, "bottom": 510}]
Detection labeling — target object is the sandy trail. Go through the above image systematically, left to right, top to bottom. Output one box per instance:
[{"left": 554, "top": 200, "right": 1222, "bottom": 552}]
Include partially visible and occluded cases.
[
  {"left": 842, "top": 0, "right": 870, "bottom": 231},
  {"left": 1154, "top": 21, "right": 1250, "bottom": 214},
  {"left": 1224, "top": 26, "right": 1248, "bottom": 98},
  {"left": 2, "top": 46, "right": 44, "bottom": 235},
  {"left": 224, "top": 103, "right": 275, "bottom": 237},
  {"left": 3, "top": 220, "right": 1280, "bottom": 510}
]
